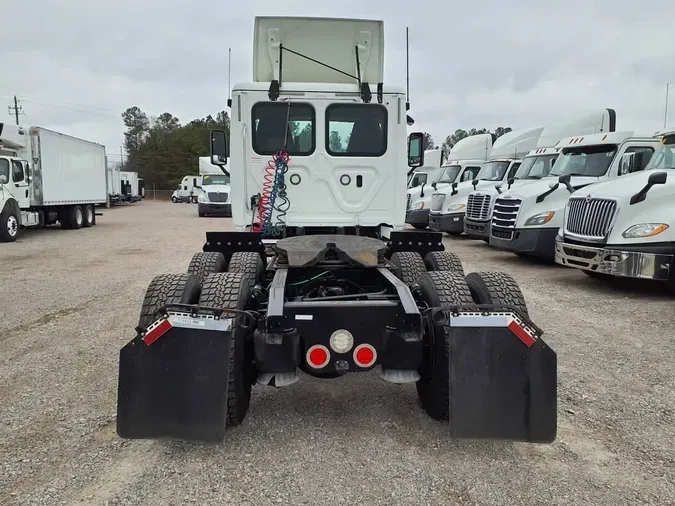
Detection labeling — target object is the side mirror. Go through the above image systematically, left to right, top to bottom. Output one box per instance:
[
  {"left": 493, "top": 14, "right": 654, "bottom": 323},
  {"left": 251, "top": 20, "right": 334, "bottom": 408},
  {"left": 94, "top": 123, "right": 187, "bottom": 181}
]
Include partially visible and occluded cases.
[
  {"left": 210, "top": 129, "right": 228, "bottom": 166},
  {"left": 408, "top": 132, "right": 424, "bottom": 168},
  {"left": 618, "top": 152, "right": 642, "bottom": 175},
  {"left": 648, "top": 171, "right": 668, "bottom": 185},
  {"left": 558, "top": 174, "right": 573, "bottom": 193},
  {"left": 0, "top": 175, "right": 7, "bottom": 184},
  {"left": 471, "top": 178, "right": 478, "bottom": 189},
  {"left": 431, "top": 182, "right": 437, "bottom": 189},
  {"left": 451, "top": 182, "right": 458, "bottom": 196},
  {"left": 495, "top": 182, "right": 503, "bottom": 194}
]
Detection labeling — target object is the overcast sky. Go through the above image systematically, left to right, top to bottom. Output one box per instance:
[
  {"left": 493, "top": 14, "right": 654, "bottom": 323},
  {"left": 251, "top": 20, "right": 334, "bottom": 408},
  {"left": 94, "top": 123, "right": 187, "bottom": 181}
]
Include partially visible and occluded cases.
[{"left": 2, "top": 0, "right": 674, "bottom": 164}]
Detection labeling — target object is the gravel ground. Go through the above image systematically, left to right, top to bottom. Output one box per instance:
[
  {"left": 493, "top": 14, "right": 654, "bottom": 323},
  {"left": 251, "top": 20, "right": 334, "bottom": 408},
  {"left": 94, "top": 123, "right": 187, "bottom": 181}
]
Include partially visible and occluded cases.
[{"left": 1, "top": 201, "right": 674, "bottom": 506}]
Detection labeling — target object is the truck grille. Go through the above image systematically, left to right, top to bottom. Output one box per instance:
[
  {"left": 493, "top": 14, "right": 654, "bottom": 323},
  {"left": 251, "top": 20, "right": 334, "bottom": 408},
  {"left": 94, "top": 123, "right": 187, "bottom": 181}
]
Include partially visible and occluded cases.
[
  {"left": 208, "top": 192, "right": 229, "bottom": 202},
  {"left": 406, "top": 193, "right": 412, "bottom": 211},
  {"left": 430, "top": 193, "right": 446, "bottom": 212},
  {"left": 466, "top": 194, "right": 491, "bottom": 221},
  {"left": 565, "top": 197, "right": 618, "bottom": 240},
  {"left": 491, "top": 198, "right": 521, "bottom": 229}
]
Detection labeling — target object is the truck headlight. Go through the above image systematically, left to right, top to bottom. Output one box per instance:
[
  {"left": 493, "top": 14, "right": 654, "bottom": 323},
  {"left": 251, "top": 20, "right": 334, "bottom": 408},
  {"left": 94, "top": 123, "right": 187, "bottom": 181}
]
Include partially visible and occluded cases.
[
  {"left": 198, "top": 193, "right": 208, "bottom": 203},
  {"left": 411, "top": 201, "right": 424, "bottom": 210},
  {"left": 446, "top": 203, "right": 465, "bottom": 212},
  {"left": 524, "top": 211, "right": 555, "bottom": 226},
  {"left": 622, "top": 223, "right": 669, "bottom": 238}
]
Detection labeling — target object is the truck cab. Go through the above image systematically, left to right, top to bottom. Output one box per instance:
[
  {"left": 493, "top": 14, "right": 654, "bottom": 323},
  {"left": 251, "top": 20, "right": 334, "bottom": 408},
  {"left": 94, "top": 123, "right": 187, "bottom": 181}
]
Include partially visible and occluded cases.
[
  {"left": 429, "top": 127, "right": 544, "bottom": 236},
  {"left": 554, "top": 129, "right": 675, "bottom": 290},
  {"left": 489, "top": 130, "right": 660, "bottom": 259},
  {"left": 405, "top": 133, "right": 492, "bottom": 230},
  {"left": 407, "top": 149, "right": 443, "bottom": 189},
  {"left": 0, "top": 150, "right": 32, "bottom": 241},
  {"left": 172, "top": 175, "right": 202, "bottom": 203}
]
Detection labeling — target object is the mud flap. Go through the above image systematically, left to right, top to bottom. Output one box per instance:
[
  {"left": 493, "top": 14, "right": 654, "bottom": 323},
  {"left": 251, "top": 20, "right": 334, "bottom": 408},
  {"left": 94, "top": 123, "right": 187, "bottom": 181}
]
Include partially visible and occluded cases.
[
  {"left": 443, "top": 311, "right": 557, "bottom": 443},
  {"left": 117, "top": 315, "right": 233, "bottom": 442}
]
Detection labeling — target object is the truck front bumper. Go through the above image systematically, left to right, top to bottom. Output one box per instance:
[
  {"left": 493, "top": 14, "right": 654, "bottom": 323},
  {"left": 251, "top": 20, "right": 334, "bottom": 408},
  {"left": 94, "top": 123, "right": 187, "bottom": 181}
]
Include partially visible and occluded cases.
[
  {"left": 198, "top": 203, "right": 232, "bottom": 217},
  {"left": 405, "top": 209, "right": 429, "bottom": 227},
  {"left": 429, "top": 212, "right": 464, "bottom": 234},
  {"left": 464, "top": 218, "right": 490, "bottom": 240},
  {"left": 489, "top": 226, "right": 558, "bottom": 259},
  {"left": 554, "top": 237, "right": 674, "bottom": 281}
]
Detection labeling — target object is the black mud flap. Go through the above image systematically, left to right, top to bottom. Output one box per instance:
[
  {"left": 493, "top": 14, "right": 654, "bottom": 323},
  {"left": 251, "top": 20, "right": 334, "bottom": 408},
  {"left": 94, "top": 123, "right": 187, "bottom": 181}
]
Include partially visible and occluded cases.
[
  {"left": 441, "top": 309, "right": 557, "bottom": 443},
  {"left": 116, "top": 315, "right": 233, "bottom": 442}
]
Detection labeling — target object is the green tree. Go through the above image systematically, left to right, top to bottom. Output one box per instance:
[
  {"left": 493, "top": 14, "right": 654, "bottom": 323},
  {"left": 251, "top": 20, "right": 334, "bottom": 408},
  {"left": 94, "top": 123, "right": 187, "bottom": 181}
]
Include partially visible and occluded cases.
[
  {"left": 121, "top": 106, "right": 149, "bottom": 156},
  {"left": 329, "top": 130, "right": 343, "bottom": 152},
  {"left": 422, "top": 132, "right": 436, "bottom": 150}
]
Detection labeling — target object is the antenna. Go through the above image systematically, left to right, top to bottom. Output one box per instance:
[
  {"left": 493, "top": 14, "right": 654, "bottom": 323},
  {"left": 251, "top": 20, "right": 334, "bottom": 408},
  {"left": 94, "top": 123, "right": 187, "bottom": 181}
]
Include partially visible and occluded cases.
[
  {"left": 405, "top": 27, "right": 410, "bottom": 111},
  {"left": 227, "top": 48, "right": 232, "bottom": 108},
  {"left": 664, "top": 83, "right": 669, "bottom": 129},
  {"left": 8, "top": 95, "right": 25, "bottom": 125}
]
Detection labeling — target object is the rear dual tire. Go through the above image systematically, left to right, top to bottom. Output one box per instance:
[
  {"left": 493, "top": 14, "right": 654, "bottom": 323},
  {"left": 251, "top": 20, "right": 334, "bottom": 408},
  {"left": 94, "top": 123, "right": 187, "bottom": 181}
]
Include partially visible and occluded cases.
[{"left": 390, "top": 250, "right": 464, "bottom": 285}]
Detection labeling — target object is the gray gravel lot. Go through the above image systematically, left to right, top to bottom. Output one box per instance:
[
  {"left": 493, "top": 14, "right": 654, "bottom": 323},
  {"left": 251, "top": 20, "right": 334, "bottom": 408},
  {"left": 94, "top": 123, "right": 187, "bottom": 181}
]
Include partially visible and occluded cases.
[{"left": 1, "top": 201, "right": 674, "bottom": 506}]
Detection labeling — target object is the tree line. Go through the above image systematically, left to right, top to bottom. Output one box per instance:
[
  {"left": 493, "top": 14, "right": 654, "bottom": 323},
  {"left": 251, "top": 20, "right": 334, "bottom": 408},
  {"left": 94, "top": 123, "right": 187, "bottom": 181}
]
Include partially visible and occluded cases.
[{"left": 120, "top": 105, "right": 512, "bottom": 188}]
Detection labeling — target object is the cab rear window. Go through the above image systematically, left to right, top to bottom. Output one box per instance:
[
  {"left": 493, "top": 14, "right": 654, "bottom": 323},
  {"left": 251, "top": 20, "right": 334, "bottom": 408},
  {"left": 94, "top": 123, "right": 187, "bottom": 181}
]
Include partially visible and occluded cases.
[
  {"left": 252, "top": 102, "right": 315, "bottom": 156},
  {"left": 326, "top": 104, "right": 387, "bottom": 157}
]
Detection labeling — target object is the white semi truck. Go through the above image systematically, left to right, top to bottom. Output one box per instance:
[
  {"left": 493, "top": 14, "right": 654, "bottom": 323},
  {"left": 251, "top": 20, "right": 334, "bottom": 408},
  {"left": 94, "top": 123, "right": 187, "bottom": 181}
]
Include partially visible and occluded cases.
[
  {"left": 115, "top": 16, "right": 558, "bottom": 444},
  {"left": 464, "top": 109, "right": 617, "bottom": 240},
  {"left": 0, "top": 123, "right": 107, "bottom": 242},
  {"left": 428, "top": 127, "right": 544, "bottom": 236},
  {"left": 554, "top": 129, "right": 675, "bottom": 290},
  {"left": 489, "top": 130, "right": 661, "bottom": 259},
  {"left": 405, "top": 133, "right": 492, "bottom": 229},
  {"left": 407, "top": 148, "right": 443, "bottom": 188},
  {"left": 197, "top": 156, "right": 232, "bottom": 216},
  {"left": 107, "top": 165, "right": 122, "bottom": 205},
  {"left": 120, "top": 171, "right": 144, "bottom": 203},
  {"left": 172, "top": 175, "right": 202, "bottom": 203}
]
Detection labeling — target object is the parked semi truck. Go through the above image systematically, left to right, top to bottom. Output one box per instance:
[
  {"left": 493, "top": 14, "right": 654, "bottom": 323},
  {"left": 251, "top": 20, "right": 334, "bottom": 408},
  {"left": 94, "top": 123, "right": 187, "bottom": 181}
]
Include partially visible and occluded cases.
[
  {"left": 116, "top": 16, "right": 557, "bottom": 444},
  {"left": 464, "top": 109, "right": 617, "bottom": 241},
  {"left": 0, "top": 123, "right": 107, "bottom": 242},
  {"left": 428, "top": 127, "right": 544, "bottom": 236},
  {"left": 554, "top": 128, "right": 675, "bottom": 290},
  {"left": 489, "top": 130, "right": 661, "bottom": 259},
  {"left": 405, "top": 134, "right": 492, "bottom": 229},
  {"left": 407, "top": 149, "right": 443, "bottom": 188},
  {"left": 197, "top": 156, "right": 231, "bottom": 216},
  {"left": 107, "top": 166, "right": 123, "bottom": 205},
  {"left": 120, "top": 171, "right": 144, "bottom": 203},
  {"left": 172, "top": 175, "right": 202, "bottom": 203}
]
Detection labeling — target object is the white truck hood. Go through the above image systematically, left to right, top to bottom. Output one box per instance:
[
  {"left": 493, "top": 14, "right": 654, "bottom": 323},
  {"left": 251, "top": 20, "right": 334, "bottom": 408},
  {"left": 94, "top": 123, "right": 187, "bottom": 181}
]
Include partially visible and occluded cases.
[{"left": 563, "top": 169, "right": 675, "bottom": 245}]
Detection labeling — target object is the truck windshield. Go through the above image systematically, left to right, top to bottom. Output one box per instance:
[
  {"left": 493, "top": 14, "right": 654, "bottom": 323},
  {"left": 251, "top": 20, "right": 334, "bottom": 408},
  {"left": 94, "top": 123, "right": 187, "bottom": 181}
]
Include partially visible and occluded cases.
[
  {"left": 550, "top": 144, "right": 617, "bottom": 177},
  {"left": 646, "top": 144, "right": 675, "bottom": 170},
  {"left": 513, "top": 154, "right": 557, "bottom": 180},
  {"left": 0, "top": 159, "right": 8, "bottom": 182},
  {"left": 476, "top": 161, "right": 510, "bottom": 181},
  {"left": 437, "top": 165, "right": 461, "bottom": 183},
  {"left": 408, "top": 173, "right": 427, "bottom": 187},
  {"left": 202, "top": 174, "right": 230, "bottom": 185}
]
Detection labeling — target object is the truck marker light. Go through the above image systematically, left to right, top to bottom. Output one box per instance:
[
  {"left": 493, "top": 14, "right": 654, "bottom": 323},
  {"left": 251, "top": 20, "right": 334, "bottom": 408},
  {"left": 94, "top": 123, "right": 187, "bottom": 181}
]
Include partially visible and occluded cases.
[
  {"left": 142, "top": 319, "right": 172, "bottom": 346},
  {"left": 353, "top": 344, "right": 377, "bottom": 368},
  {"left": 307, "top": 345, "right": 330, "bottom": 369}
]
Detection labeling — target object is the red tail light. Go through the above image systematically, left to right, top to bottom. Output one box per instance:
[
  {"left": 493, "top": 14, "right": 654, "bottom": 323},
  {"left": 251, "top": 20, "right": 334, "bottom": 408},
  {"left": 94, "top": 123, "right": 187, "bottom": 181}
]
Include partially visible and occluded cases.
[
  {"left": 353, "top": 344, "right": 377, "bottom": 368},
  {"left": 306, "top": 345, "right": 330, "bottom": 369}
]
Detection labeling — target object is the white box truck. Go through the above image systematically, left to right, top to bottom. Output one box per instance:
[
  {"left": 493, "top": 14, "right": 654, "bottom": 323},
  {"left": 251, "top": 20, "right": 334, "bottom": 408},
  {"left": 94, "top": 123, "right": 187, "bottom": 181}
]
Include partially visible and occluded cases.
[
  {"left": 464, "top": 109, "right": 616, "bottom": 241},
  {"left": 0, "top": 123, "right": 107, "bottom": 242},
  {"left": 554, "top": 128, "right": 675, "bottom": 291},
  {"left": 489, "top": 130, "right": 661, "bottom": 259},
  {"left": 405, "top": 134, "right": 492, "bottom": 229},
  {"left": 197, "top": 156, "right": 231, "bottom": 217},
  {"left": 107, "top": 166, "right": 122, "bottom": 205},
  {"left": 120, "top": 170, "right": 144, "bottom": 203}
]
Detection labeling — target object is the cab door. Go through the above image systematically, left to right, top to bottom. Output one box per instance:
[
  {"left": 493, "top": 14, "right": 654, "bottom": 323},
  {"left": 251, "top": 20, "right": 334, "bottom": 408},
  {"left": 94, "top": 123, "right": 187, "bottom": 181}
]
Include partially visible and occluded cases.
[{"left": 10, "top": 159, "right": 31, "bottom": 209}]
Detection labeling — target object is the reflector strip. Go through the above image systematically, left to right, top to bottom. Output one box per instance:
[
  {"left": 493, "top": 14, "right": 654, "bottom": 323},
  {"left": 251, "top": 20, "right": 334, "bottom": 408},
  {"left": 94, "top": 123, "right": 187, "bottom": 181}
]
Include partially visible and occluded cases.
[
  {"left": 142, "top": 319, "right": 172, "bottom": 346},
  {"left": 507, "top": 319, "right": 535, "bottom": 347}
]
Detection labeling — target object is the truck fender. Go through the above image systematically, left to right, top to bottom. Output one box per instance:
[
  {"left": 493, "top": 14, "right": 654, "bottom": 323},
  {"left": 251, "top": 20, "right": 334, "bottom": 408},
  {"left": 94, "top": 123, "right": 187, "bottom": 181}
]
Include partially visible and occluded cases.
[{"left": 1, "top": 197, "right": 21, "bottom": 224}]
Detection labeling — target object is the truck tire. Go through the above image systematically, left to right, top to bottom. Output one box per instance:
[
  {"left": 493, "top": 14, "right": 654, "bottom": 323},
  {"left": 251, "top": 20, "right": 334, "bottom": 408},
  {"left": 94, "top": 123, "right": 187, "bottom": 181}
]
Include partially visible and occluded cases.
[
  {"left": 172, "top": 196, "right": 178, "bottom": 203},
  {"left": 61, "top": 205, "right": 84, "bottom": 230},
  {"left": 82, "top": 205, "right": 95, "bottom": 228},
  {"left": 0, "top": 206, "right": 19, "bottom": 242},
  {"left": 411, "top": 224, "right": 427, "bottom": 230},
  {"left": 187, "top": 251, "right": 226, "bottom": 285},
  {"left": 227, "top": 251, "right": 265, "bottom": 287},
  {"left": 390, "top": 251, "right": 426, "bottom": 285},
  {"left": 424, "top": 251, "right": 464, "bottom": 276},
  {"left": 415, "top": 270, "right": 474, "bottom": 420},
  {"left": 464, "top": 271, "right": 528, "bottom": 317},
  {"left": 199, "top": 272, "right": 254, "bottom": 427},
  {"left": 137, "top": 273, "right": 201, "bottom": 329}
]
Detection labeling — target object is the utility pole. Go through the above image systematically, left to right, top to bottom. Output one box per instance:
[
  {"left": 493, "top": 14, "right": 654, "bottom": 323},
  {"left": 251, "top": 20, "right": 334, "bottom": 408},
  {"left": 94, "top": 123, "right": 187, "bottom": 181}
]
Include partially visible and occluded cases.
[
  {"left": 665, "top": 83, "right": 670, "bottom": 129},
  {"left": 8, "top": 95, "right": 24, "bottom": 125},
  {"left": 120, "top": 146, "right": 124, "bottom": 168}
]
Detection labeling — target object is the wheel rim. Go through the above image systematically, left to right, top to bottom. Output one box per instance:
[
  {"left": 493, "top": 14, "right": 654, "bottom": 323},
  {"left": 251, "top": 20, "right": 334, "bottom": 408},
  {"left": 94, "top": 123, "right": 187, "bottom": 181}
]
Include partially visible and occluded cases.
[
  {"left": 86, "top": 207, "right": 93, "bottom": 223},
  {"left": 75, "top": 208, "right": 83, "bottom": 225},
  {"left": 7, "top": 215, "right": 18, "bottom": 237}
]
